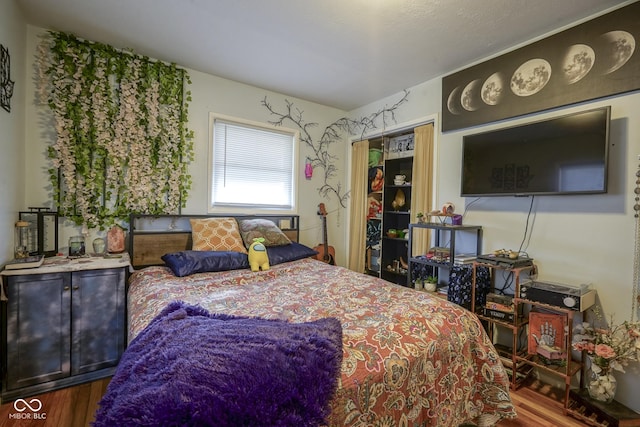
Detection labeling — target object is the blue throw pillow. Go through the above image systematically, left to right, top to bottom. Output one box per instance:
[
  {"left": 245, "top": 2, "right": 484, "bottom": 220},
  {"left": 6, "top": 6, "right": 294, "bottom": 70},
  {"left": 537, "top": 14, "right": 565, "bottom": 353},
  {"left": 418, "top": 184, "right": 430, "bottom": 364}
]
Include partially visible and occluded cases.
[
  {"left": 267, "top": 242, "right": 318, "bottom": 266},
  {"left": 161, "top": 251, "right": 249, "bottom": 277}
]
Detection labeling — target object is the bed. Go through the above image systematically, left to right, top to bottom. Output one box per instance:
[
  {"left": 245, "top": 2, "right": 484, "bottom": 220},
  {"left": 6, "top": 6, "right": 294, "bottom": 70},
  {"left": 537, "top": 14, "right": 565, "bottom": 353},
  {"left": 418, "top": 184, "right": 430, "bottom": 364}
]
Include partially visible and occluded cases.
[{"left": 95, "top": 214, "right": 516, "bottom": 427}]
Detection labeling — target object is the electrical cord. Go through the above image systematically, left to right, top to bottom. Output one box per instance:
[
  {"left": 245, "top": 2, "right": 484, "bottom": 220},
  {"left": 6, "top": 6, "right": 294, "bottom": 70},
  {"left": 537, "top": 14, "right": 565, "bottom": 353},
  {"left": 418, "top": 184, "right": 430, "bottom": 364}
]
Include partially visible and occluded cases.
[
  {"left": 463, "top": 196, "right": 535, "bottom": 257},
  {"left": 517, "top": 196, "right": 535, "bottom": 255},
  {"left": 461, "top": 197, "right": 481, "bottom": 223},
  {"left": 494, "top": 270, "right": 515, "bottom": 295},
  {"left": 517, "top": 324, "right": 528, "bottom": 352}
]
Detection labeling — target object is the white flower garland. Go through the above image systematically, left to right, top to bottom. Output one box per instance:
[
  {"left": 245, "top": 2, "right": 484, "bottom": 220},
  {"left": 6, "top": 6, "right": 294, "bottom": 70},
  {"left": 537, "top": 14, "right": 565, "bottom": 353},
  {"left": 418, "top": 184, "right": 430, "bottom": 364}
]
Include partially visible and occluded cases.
[{"left": 36, "top": 32, "right": 193, "bottom": 228}]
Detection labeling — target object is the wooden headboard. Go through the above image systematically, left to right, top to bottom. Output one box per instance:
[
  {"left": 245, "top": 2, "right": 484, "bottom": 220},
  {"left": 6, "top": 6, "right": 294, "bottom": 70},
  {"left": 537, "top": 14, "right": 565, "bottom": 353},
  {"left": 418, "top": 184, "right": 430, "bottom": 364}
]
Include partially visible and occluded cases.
[{"left": 128, "top": 213, "right": 300, "bottom": 269}]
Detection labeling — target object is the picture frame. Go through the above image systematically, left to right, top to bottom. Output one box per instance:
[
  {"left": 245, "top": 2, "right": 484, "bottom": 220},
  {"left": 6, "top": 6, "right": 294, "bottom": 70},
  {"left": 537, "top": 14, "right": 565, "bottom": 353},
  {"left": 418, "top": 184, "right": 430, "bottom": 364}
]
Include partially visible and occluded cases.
[
  {"left": 441, "top": 2, "right": 640, "bottom": 132},
  {"left": 386, "top": 134, "right": 414, "bottom": 159},
  {"left": 528, "top": 310, "right": 567, "bottom": 365}
]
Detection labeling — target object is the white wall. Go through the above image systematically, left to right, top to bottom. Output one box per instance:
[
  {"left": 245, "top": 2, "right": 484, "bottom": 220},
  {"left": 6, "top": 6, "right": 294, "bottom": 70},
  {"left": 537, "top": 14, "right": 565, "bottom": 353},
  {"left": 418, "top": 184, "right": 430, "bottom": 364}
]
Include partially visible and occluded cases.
[
  {"left": 0, "top": 2, "right": 26, "bottom": 263},
  {"left": 23, "top": 26, "right": 350, "bottom": 266},
  {"left": 350, "top": 29, "right": 640, "bottom": 416},
  {"left": 185, "top": 68, "right": 350, "bottom": 262}
]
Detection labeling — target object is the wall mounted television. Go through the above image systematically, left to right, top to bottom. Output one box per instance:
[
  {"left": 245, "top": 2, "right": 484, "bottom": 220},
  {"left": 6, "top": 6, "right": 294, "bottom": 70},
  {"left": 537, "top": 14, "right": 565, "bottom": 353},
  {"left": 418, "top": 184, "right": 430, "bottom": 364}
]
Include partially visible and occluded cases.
[{"left": 461, "top": 106, "right": 610, "bottom": 197}]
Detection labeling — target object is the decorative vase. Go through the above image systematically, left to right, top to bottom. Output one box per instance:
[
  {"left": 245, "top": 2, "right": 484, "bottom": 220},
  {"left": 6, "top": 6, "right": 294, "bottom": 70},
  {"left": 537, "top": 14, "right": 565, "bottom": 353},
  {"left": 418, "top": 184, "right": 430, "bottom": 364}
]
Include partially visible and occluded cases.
[
  {"left": 107, "top": 225, "right": 126, "bottom": 253},
  {"left": 92, "top": 237, "right": 106, "bottom": 254},
  {"left": 587, "top": 365, "right": 617, "bottom": 403}
]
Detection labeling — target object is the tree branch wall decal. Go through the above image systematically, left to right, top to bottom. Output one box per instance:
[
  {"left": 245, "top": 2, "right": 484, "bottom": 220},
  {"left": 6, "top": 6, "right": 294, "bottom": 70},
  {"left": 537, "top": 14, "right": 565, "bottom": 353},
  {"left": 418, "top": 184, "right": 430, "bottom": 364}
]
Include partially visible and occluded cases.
[{"left": 261, "top": 90, "right": 409, "bottom": 208}]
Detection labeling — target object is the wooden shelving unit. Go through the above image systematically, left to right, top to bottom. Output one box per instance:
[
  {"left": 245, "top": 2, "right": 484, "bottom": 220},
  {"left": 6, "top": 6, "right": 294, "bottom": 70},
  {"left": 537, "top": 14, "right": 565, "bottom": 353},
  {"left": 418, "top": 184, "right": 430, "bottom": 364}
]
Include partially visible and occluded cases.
[
  {"left": 468, "top": 262, "right": 633, "bottom": 422},
  {"left": 471, "top": 262, "right": 536, "bottom": 390},
  {"left": 514, "top": 297, "right": 584, "bottom": 413}
]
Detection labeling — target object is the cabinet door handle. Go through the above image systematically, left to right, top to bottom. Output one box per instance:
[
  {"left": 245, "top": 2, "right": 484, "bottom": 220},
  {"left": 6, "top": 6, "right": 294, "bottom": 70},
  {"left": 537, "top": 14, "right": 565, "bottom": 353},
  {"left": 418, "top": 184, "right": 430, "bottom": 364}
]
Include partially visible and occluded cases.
[
  {"left": 64, "top": 286, "right": 70, "bottom": 291},
  {"left": 73, "top": 286, "right": 79, "bottom": 290}
]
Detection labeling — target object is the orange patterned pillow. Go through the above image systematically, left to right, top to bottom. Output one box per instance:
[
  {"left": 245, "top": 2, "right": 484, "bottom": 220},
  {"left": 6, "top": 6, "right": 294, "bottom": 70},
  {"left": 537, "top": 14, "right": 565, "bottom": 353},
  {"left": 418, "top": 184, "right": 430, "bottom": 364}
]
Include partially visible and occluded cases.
[{"left": 189, "top": 218, "right": 247, "bottom": 253}]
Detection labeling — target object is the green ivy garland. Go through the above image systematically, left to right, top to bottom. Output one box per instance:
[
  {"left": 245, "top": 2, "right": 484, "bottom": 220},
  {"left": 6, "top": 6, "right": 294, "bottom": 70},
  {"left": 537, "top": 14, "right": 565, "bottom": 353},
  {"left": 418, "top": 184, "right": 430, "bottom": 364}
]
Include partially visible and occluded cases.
[{"left": 36, "top": 32, "right": 194, "bottom": 229}]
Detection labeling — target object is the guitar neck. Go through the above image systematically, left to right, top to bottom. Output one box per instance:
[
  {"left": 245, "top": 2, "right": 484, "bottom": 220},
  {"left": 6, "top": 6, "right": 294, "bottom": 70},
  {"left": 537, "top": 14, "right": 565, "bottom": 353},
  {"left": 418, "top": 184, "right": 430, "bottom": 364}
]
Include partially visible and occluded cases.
[{"left": 322, "top": 216, "right": 329, "bottom": 252}]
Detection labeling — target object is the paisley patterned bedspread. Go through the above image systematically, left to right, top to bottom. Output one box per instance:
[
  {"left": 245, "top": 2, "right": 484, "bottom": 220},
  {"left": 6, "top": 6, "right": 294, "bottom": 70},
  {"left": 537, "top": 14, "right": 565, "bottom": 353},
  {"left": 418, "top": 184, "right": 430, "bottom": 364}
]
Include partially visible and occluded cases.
[{"left": 128, "top": 258, "right": 516, "bottom": 427}]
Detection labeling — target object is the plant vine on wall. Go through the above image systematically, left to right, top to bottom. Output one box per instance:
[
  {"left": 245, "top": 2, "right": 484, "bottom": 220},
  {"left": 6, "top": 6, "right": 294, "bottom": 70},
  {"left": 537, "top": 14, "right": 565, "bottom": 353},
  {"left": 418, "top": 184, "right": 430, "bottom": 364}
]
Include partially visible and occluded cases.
[
  {"left": 36, "top": 32, "right": 194, "bottom": 229},
  {"left": 261, "top": 90, "right": 409, "bottom": 208}
]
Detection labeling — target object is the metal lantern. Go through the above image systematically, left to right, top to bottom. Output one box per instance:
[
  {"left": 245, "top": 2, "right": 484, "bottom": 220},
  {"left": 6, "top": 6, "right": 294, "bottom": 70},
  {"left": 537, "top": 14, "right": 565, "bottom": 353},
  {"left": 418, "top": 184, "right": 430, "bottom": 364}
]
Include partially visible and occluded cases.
[{"left": 18, "top": 207, "right": 59, "bottom": 257}]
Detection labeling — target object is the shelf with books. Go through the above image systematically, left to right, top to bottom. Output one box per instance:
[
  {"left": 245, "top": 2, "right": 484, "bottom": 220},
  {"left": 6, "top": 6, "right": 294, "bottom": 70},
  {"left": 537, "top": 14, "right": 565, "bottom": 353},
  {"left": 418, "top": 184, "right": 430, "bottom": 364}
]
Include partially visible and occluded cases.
[
  {"left": 407, "top": 222, "right": 482, "bottom": 299},
  {"left": 471, "top": 260, "right": 594, "bottom": 415},
  {"left": 471, "top": 262, "right": 537, "bottom": 390}
]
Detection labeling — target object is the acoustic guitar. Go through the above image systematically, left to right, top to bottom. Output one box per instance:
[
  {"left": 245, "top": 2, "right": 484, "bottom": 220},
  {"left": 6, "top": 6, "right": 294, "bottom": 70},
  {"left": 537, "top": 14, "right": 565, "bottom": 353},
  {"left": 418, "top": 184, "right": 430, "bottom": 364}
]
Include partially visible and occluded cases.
[{"left": 314, "top": 203, "right": 335, "bottom": 265}]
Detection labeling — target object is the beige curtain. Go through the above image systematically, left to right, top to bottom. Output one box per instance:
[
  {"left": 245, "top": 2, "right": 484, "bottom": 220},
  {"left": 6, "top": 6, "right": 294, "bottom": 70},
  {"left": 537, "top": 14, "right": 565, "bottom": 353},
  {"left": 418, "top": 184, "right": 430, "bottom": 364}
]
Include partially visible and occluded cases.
[
  {"left": 410, "top": 124, "right": 434, "bottom": 256},
  {"left": 348, "top": 140, "right": 369, "bottom": 272}
]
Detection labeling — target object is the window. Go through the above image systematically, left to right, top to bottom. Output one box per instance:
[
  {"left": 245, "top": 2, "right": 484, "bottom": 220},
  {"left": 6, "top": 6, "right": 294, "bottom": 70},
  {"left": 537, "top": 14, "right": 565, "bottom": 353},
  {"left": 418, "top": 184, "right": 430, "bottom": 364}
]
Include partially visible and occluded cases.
[{"left": 209, "top": 115, "right": 298, "bottom": 212}]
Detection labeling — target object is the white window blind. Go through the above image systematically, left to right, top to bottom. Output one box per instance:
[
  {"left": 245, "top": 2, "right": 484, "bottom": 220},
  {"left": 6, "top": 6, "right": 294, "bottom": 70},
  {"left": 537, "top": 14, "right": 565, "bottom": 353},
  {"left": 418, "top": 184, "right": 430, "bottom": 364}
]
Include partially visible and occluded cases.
[{"left": 211, "top": 118, "right": 296, "bottom": 210}]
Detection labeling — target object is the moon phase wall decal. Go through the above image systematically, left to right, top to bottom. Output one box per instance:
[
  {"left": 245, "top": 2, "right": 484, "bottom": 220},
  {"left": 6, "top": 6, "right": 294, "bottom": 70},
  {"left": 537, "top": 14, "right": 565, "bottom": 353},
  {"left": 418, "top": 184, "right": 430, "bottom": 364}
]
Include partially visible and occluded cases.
[
  {"left": 442, "top": 1, "right": 640, "bottom": 132},
  {"left": 563, "top": 44, "right": 595, "bottom": 84}
]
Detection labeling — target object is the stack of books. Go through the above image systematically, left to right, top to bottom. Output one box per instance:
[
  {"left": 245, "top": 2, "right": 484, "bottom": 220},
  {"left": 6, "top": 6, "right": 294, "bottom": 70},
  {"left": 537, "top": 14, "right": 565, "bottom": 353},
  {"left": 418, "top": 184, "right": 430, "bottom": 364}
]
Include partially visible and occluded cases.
[
  {"left": 454, "top": 253, "right": 477, "bottom": 265},
  {"left": 4, "top": 255, "right": 45, "bottom": 270}
]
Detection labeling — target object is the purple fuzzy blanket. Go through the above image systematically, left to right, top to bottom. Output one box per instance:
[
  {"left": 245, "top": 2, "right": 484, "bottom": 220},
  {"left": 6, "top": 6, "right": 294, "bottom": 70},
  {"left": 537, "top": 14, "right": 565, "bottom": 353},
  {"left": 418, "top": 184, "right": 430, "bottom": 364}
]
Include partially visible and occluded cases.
[{"left": 93, "top": 301, "right": 343, "bottom": 427}]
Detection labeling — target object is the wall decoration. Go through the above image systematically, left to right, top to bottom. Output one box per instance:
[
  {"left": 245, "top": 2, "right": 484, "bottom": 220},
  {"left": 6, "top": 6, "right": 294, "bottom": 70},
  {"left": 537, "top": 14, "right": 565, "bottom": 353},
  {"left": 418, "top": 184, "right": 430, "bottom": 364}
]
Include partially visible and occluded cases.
[
  {"left": 442, "top": 2, "right": 640, "bottom": 132},
  {"left": 36, "top": 32, "right": 194, "bottom": 229},
  {"left": 0, "top": 44, "right": 15, "bottom": 113},
  {"left": 261, "top": 90, "right": 409, "bottom": 208},
  {"left": 633, "top": 155, "right": 640, "bottom": 322}
]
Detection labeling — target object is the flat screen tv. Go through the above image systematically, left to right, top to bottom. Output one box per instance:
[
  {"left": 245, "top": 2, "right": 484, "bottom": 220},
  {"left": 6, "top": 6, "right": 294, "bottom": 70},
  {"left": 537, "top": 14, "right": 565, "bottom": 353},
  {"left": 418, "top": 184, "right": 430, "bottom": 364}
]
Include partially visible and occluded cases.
[{"left": 461, "top": 106, "right": 610, "bottom": 197}]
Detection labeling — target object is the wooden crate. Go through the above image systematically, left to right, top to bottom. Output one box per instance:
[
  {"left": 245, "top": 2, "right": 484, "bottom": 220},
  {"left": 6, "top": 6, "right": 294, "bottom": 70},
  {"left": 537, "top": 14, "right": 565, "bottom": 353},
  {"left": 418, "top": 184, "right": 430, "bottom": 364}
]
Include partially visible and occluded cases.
[{"left": 568, "top": 389, "right": 640, "bottom": 427}]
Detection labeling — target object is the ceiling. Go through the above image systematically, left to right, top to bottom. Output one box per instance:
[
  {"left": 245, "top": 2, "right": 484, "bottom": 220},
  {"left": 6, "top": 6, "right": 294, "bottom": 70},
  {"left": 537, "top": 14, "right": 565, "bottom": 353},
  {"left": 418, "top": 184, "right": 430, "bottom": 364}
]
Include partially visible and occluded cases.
[{"left": 16, "top": 0, "right": 630, "bottom": 111}]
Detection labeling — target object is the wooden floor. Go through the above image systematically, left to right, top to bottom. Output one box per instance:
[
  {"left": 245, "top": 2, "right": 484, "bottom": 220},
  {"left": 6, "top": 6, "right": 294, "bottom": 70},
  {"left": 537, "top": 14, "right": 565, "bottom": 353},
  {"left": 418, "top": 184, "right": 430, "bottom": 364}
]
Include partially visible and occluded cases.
[
  {"left": 0, "top": 377, "right": 590, "bottom": 427},
  {"left": 0, "top": 378, "right": 109, "bottom": 427},
  {"left": 498, "top": 380, "right": 589, "bottom": 427}
]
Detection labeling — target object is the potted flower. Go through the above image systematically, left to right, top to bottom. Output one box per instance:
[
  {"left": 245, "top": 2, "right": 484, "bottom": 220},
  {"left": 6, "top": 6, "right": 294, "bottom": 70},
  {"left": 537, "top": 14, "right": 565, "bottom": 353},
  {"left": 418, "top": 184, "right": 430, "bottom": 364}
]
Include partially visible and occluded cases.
[
  {"left": 416, "top": 212, "right": 425, "bottom": 223},
  {"left": 423, "top": 276, "right": 438, "bottom": 292},
  {"left": 572, "top": 317, "right": 640, "bottom": 403}
]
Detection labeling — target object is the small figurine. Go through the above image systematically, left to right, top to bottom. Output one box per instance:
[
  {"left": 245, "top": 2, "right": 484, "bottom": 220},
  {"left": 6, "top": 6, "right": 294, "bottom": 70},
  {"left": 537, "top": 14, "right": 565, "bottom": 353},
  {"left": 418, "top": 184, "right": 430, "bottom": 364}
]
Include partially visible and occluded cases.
[{"left": 248, "top": 237, "right": 270, "bottom": 272}]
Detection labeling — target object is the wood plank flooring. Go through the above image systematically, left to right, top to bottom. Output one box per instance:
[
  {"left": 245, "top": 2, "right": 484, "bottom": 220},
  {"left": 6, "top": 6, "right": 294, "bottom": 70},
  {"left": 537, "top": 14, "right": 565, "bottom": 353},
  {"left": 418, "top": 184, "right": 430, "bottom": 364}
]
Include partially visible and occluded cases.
[
  {"left": 0, "top": 377, "right": 591, "bottom": 427},
  {"left": 0, "top": 378, "right": 109, "bottom": 427},
  {"left": 498, "top": 381, "right": 588, "bottom": 427}
]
